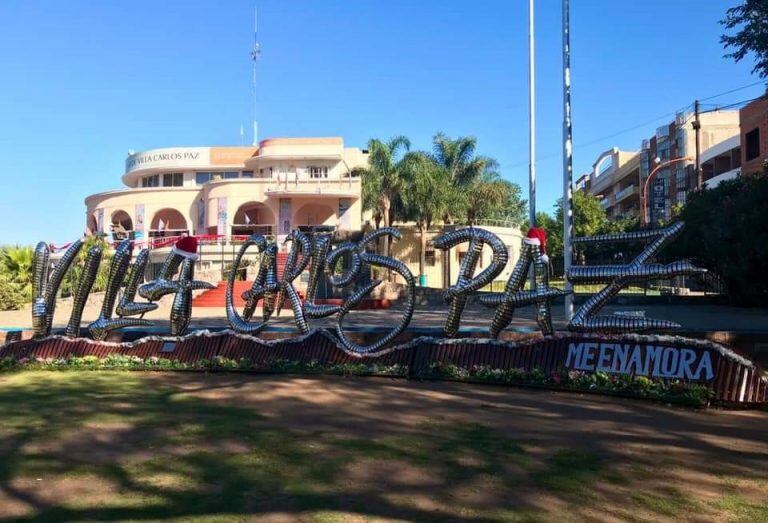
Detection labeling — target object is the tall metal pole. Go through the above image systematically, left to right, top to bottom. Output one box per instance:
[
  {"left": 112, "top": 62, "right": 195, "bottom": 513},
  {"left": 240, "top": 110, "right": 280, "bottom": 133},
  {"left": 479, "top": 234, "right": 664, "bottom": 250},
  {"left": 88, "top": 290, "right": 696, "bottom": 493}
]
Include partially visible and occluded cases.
[
  {"left": 528, "top": 0, "right": 536, "bottom": 228},
  {"left": 528, "top": 0, "right": 537, "bottom": 289},
  {"left": 562, "top": 0, "right": 574, "bottom": 321},
  {"left": 251, "top": 6, "right": 262, "bottom": 146},
  {"left": 693, "top": 99, "right": 701, "bottom": 188}
]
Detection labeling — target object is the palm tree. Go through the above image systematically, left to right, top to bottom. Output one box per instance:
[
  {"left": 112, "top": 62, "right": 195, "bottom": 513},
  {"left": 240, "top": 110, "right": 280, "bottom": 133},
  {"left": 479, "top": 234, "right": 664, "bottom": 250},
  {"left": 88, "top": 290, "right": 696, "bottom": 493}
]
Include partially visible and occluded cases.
[
  {"left": 431, "top": 132, "right": 500, "bottom": 224},
  {"left": 355, "top": 135, "right": 412, "bottom": 257},
  {"left": 401, "top": 154, "right": 452, "bottom": 283},
  {"left": 0, "top": 245, "right": 35, "bottom": 298}
]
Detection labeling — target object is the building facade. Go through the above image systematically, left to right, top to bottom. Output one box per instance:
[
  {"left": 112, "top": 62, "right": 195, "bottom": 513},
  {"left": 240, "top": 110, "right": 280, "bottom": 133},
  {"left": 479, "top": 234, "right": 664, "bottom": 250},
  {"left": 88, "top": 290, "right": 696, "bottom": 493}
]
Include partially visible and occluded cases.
[
  {"left": 740, "top": 95, "right": 768, "bottom": 176},
  {"left": 639, "top": 109, "right": 739, "bottom": 223},
  {"left": 580, "top": 110, "right": 741, "bottom": 224},
  {"left": 83, "top": 136, "right": 524, "bottom": 289},
  {"left": 85, "top": 137, "right": 366, "bottom": 243},
  {"left": 584, "top": 148, "right": 641, "bottom": 221}
]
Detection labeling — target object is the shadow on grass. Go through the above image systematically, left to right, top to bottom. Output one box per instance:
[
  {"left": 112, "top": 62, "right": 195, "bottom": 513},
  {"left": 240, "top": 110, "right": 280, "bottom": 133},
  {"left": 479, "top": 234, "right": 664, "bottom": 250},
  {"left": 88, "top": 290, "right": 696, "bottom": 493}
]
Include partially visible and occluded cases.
[
  {"left": 0, "top": 371, "right": 562, "bottom": 522},
  {"left": 0, "top": 371, "right": 766, "bottom": 522}
]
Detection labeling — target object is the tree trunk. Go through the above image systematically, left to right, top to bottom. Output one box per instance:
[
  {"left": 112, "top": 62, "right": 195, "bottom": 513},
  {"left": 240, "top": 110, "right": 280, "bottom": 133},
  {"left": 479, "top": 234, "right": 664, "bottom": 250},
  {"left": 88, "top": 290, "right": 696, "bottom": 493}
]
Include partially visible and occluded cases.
[
  {"left": 380, "top": 197, "right": 393, "bottom": 281},
  {"left": 381, "top": 197, "right": 391, "bottom": 258},
  {"left": 419, "top": 222, "right": 427, "bottom": 285}
]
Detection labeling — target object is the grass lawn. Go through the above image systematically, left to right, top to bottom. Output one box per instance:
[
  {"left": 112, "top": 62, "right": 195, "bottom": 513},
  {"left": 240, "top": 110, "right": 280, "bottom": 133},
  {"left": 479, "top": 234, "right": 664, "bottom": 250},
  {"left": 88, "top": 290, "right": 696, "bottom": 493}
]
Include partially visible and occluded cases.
[{"left": 0, "top": 370, "right": 766, "bottom": 522}]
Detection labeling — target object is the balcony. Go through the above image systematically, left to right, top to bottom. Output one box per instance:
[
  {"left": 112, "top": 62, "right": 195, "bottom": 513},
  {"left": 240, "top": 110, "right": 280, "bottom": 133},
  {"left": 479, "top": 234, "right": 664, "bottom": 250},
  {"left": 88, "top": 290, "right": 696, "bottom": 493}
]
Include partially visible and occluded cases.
[
  {"left": 265, "top": 177, "right": 360, "bottom": 198},
  {"left": 614, "top": 184, "right": 637, "bottom": 203},
  {"left": 599, "top": 198, "right": 611, "bottom": 209}
]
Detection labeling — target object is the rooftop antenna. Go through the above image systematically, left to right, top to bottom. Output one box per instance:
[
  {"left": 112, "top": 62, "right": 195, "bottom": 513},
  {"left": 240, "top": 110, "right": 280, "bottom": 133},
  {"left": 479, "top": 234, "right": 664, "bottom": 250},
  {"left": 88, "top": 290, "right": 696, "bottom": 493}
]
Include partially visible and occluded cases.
[{"left": 250, "top": 6, "right": 261, "bottom": 146}]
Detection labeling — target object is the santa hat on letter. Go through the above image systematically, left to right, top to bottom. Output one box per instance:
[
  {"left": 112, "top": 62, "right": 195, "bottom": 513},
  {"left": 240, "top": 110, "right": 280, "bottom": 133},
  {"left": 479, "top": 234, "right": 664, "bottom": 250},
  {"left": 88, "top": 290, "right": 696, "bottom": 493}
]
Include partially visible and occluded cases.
[
  {"left": 524, "top": 227, "right": 549, "bottom": 264},
  {"left": 171, "top": 234, "right": 199, "bottom": 261}
]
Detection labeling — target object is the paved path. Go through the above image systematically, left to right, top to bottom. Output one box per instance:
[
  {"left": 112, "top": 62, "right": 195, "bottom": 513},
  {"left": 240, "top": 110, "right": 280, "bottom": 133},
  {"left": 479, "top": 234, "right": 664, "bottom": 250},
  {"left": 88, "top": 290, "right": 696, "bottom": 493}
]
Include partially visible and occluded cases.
[{"left": 3, "top": 301, "right": 768, "bottom": 333}]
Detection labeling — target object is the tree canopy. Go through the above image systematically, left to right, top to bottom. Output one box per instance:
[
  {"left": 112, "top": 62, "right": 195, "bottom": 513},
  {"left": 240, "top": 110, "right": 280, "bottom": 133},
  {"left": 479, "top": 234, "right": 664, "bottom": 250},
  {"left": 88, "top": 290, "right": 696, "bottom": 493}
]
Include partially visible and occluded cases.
[{"left": 720, "top": 0, "right": 768, "bottom": 79}]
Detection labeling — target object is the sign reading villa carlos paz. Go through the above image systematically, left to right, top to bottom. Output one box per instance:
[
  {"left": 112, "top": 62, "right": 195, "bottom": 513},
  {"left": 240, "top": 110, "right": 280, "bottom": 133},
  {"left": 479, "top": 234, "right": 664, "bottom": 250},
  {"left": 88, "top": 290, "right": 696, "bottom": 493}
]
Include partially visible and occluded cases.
[
  {"left": 125, "top": 146, "right": 258, "bottom": 173},
  {"left": 125, "top": 147, "right": 210, "bottom": 173},
  {"left": 565, "top": 340, "right": 714, "bottom": 381}
]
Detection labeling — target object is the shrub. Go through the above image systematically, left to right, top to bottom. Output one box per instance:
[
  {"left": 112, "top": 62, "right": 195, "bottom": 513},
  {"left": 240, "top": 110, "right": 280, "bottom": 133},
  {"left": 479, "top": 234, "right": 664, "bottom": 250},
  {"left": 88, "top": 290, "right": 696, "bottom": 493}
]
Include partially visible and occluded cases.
[
  {"left": 668, "top": 173, "right": 768, "bottom": 305},
  {"left": 0, "top": 274, "right": 26, "bottom": 310}
]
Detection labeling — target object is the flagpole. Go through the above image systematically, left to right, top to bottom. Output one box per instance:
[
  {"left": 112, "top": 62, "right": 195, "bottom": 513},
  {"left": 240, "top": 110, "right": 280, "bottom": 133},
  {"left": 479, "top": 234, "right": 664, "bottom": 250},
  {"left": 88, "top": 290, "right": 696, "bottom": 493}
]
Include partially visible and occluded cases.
[
  {"left": 528, "top": 0, "right": 536, "bottom": 229},
  {"left": 562, "top": 0, "right": 574, "bottom": 321}
]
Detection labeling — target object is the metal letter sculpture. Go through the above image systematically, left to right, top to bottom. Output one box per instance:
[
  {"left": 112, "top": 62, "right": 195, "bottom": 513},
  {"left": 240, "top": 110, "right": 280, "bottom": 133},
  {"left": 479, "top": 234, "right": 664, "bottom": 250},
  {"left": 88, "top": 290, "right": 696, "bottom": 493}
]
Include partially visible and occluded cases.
[
  {"left": 567, "top": 221, "right": 705, "bottom": 332},
  {"left": 27, "top": 222, "right": 702, "bottom": 347},
  {"left": 324, "top": 227, "right": 415, "bottom": 354},
  {"left": 226, "top": 228, "right": 416, "bottom": 355},
  {"left": 433, "top": 228, "right": 508, "bottom": 337},
  {"left": 226, "top": 235, "right": 278, "bottom": 335},
  {"left": 480, "top": 238, "right": 568, "bottom": 336},
  {"left": 31, "top": 240, "right": 83, "bottom": 338},
  {"left": 88, "top": 240, "right": 152, "bottom": 340},
  {"left": 65, "top": 246, "right": 102, "bottom": 337},
  {"left": 116, "top": 248, "right": 158, "bottom": 318}
]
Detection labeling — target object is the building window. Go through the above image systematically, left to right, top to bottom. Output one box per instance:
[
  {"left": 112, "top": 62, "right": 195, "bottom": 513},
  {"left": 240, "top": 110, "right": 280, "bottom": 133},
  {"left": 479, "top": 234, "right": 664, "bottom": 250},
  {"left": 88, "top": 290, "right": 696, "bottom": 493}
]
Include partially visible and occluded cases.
[
  {"left": 746, "top": 128, "right": 761, "bottom": 161},
  {"left": 657, "top": 143, "right": 670, "bottom": 161},
  {"left": 309, "top": 166, "right": 328, "bottom": 178},
  {"left": 675, "top": 166, "right": 687, "bottom": 190},
  {"left": 223, "top": 171, "right": 239, "bottom": 179},
  {"left": 242, "top": 171, "right": 254, "bottom": 178},
  {"left": 162, "top": 172, "right": 183, "bottom": 187},
  {"left": 196, "top": 172, "right": 211, "bottom": 184},
  {"left": 141, "top": 175, "right": 159, "bottom": 188},
  {"left": 425, "top": 249, "right": 436, "bottom": 266}
]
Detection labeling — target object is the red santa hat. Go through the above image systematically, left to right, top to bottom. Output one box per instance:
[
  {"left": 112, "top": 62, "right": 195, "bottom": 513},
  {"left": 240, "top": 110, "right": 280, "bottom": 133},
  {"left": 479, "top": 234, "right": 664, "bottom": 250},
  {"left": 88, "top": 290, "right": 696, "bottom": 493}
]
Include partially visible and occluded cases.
[
  {"left": 525, "top": 227, "right": 549, "bottom": 263},
  {"left": 171, "top": 235, "right": 199, "bottom": 261}
]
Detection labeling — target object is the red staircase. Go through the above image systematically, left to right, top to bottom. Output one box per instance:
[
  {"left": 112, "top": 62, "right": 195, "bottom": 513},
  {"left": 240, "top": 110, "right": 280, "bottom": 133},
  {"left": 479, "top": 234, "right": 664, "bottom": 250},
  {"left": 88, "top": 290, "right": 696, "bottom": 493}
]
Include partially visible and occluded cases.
[
  {"left": 191, "top": 253, "right": 391, "bottom": 309},
  {"left": 192, "top": 253, "right": 292, "bottom": 308}
]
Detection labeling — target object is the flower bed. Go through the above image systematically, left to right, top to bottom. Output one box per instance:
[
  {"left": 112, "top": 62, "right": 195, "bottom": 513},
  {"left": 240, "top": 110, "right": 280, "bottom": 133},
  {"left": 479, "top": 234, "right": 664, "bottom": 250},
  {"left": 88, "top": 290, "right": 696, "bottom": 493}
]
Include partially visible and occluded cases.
[
  {"left": 0, "top": 354, "right": 716, "bottom": 407},
  {"left": 0, "top": 354, "right": 408, "bottom": 378},
  {"left": 424, "top": 362, "right": 715, "bottom": 408}
]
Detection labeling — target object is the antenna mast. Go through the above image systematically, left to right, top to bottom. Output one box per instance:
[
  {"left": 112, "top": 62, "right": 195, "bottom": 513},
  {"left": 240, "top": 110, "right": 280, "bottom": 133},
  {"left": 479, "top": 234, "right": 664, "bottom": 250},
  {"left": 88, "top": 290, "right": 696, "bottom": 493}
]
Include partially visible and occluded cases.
[{"left": 250, "top": 6, "right": 261, "bottom": 146}]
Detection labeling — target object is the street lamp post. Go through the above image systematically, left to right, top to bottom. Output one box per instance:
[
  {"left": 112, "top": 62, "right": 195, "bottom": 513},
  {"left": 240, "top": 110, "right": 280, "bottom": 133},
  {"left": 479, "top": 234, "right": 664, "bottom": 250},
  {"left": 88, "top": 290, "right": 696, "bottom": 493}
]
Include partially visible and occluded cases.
[{"left": 641, "top": 156, "right": 692, "bottom": 226}]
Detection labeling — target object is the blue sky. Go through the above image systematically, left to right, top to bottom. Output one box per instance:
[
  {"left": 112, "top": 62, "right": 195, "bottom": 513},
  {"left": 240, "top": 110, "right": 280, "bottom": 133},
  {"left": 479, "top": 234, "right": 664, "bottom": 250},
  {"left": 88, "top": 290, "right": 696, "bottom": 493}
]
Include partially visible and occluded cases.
[{"left": 0, "top": 0, "right": 763, "bottom": 244}]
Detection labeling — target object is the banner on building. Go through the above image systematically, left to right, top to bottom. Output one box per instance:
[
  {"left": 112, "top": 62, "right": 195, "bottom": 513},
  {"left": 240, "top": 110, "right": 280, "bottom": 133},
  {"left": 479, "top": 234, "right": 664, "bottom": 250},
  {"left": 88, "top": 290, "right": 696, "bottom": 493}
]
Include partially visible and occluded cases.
[
  {"left": 217, "top": 197, "right": 227, "bottom": 237},
  {"left": 197, "top": 198, "right": 206, "bottom": 234},
  {"left": 338, "top": 198, "right": 351, "bottom": 230},
  {"left": 279, "top": 199, "right": 292, "bottom": 240},
  {"left": 134, "top": 204, "right": 145, "bottom": 240},
  {"left": 96, "top": 208, "right": 104, "bottom": 235}
]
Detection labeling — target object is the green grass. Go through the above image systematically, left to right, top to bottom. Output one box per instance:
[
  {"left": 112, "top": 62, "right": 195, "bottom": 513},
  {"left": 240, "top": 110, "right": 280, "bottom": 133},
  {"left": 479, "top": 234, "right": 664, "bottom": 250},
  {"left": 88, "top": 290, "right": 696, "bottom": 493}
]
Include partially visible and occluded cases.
[
  {"left": 0, "top": 370, "right": 764, "bottom": 522},
  {"left": 710, "top": 493, "right": 768, "bottom": 522}
]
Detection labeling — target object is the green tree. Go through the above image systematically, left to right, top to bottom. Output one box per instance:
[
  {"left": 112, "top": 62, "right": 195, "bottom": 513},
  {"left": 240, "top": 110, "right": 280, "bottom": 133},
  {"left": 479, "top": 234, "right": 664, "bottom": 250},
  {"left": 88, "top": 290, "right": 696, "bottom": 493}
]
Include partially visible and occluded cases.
[
  {"left": 720, "top": 0, "right": 768, "bottom": 79},
  {"left": 430, "top": 132, "right": 525, "bottom": 225},
  {"left": 432, "top": 132, "right": 497, "bottom": 188},
  {"left": 355, "top": 136, "right": 412, "bottom": 257},
  {"left": 401, "top": 154, "right": 452, "bottom": 280},
  {"left": 669, "top": 172, "right": 768, "bottom": 305},
  {"left": 465, "top": 175, "right": 527, "bottom": 226},
  {"left": 530, "top": 192, "right": 609, "bottom": 262},
  {"left": 62, "top": 235, "right": 113, "bottom": 297},
  {"left": 0, "top": 245, "right": 35, "bottom": 299}
]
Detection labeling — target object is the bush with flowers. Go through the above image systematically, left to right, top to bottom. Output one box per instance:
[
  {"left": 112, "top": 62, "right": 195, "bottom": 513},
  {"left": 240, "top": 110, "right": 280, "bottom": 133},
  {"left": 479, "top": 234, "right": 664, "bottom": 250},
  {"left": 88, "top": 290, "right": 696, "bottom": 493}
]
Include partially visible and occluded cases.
[{"left": 425, "top": 362, "right": 714, "bottom": 407}]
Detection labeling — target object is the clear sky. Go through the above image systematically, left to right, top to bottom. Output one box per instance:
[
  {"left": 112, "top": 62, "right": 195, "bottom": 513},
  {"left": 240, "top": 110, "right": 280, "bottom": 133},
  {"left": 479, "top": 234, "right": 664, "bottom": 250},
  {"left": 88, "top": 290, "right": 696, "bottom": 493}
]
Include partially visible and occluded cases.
[{"left": 0, "top": 0, "right": 764, "bottom": 244}]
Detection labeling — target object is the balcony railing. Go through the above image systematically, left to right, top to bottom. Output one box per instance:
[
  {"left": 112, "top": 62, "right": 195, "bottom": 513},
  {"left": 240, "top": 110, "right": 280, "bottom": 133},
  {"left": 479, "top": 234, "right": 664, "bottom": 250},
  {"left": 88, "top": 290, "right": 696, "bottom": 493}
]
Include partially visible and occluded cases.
[
  {"left": 614, "top": 184, "right": 637, "bottom": 202},
  {"left": 231, "top": 224, "right": 274, "bottom": 237}
]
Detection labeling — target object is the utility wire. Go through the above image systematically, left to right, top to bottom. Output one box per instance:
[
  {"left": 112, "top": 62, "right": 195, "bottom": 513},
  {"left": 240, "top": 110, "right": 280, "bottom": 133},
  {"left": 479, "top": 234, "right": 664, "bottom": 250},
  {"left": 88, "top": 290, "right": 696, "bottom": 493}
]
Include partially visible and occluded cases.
[
  {"left": 697, "top": 79, "right": 766, "bottom": 102},
  {"left": 503, "top": 80, "right": 765, "bottom": 170}
]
